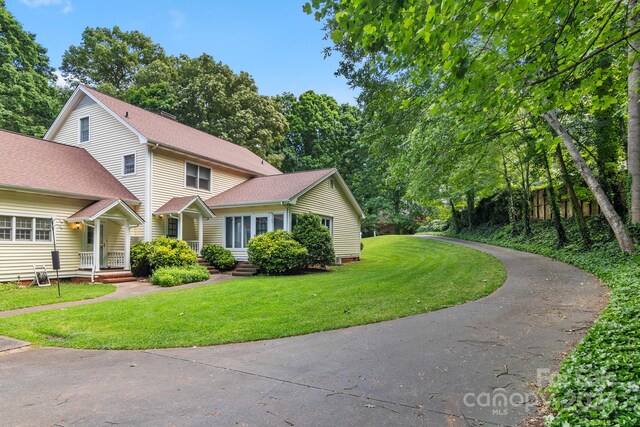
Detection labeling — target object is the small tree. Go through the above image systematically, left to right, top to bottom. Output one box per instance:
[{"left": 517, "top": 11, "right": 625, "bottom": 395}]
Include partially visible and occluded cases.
[{"left": 292, "top": 213, "right": 335, "bottom": 267}]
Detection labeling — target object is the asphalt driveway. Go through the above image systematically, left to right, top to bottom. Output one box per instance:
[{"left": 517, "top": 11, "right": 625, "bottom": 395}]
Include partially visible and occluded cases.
[{"left": 0, "top": 236, "right": 607, "bottom": 426}]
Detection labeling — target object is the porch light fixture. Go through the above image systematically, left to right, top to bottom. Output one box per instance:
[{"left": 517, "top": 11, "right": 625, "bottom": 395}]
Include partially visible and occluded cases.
[{"left": 73, "top": 222, "right": 81, "bottom": 230}]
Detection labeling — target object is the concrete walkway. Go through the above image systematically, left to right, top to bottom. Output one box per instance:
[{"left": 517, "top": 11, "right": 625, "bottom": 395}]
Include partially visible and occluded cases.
[{"left": 0, "top": 237, "right": 607, "bottom": 426}]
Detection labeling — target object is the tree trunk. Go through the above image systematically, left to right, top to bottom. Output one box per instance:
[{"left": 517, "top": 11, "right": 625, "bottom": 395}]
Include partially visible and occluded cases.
[
  {"left": 629, "top": 0, "right": 640, "bottom": 223},
  {"left": 544, "top": 111, "right": 635, "bottom": 253},
  {"left": 500, "top": 143, "right": 518, "bottom": 236},
  {"left": 555, "top": 143, "right": 591, "bottom": 247},
  {"left": 542, "top": 149, "right": 567, "bottom": 246},
  {"left": 520, "top": 162, "right": 532, "bottom": 237},
  {"left": 466, "top": 190, "right": 475, "bottom": 228},
  {"left": 449, "top": 199, "right": 459, "bottom": 234}
]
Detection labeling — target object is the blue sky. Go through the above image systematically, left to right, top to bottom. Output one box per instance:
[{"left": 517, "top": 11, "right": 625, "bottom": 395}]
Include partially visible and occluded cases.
[{"left": 6, "top": 0, "right": 358, "bottom": 104}]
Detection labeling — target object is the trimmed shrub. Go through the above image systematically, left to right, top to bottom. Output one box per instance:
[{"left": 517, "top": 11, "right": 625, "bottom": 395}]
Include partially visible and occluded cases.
[
  {"left": 292, "top": 213, "right": 335, "bottom": 267},
  {"left": 248, "top": 230, "right": 308, "bottom": 275},
  {"left": 130, "top": 236, "right": 197, "bottom": 277},
  {"left": 131, "top": 241, "right": 153, "bottom": 277},
  {"left": 201, "top": 244, "right": 236, "bottom": 271},
  {"left": 150, "top": 265, "right": 209, "bottom": 287}
]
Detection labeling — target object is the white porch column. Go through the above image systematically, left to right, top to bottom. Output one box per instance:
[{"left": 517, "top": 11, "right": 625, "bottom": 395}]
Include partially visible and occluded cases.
[
  {"left": 177, "top": 213, "right": 183, "bottom": 240},
  {"left": 198, "top": 214, "right": 203, "bottom": 256},
  {"left": 93, "top": 218, "right": 101, "bottom": 272},
  {"left": 124, "top": 219, "right": 131, "bottom": 270}
]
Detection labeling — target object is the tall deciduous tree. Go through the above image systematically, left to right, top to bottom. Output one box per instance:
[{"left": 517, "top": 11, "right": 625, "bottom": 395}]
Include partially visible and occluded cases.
[
  {"left": 308, "top": 0, "right": 637, "bottom": 252},
  {"left": 0, "top": 1, "right": 59, "bottom": 136},
  {"left": 61, "top": 26, "right": 165, "bottom": 90}
]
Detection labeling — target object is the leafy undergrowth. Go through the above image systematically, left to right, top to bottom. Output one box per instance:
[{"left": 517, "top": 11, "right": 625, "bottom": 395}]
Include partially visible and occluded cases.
[
  {"left": 443, "top": 217, "right": 640, "bottom": 426},
  {"left": 0, "top": 236, "right": 504, "bottom": 349},
  {"left": 0, "top": 282, "right": 116, "bottom": 311}
]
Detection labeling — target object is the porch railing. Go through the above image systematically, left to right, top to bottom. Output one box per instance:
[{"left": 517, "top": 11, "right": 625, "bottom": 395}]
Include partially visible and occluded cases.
[
  {"left": 186, "top": 240, "right": 200, "bottom": 255},
  {"left": 108, "top": 251, "right": 126, "bottom": 268},
  {"left": 79, "top": 252, "right": 94, "bottom": 269}
]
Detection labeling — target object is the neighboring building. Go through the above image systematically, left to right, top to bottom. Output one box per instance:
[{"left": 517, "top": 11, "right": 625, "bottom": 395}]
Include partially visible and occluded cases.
[{"left": 0, "top": 85, "right": 363, "bottom": 282}]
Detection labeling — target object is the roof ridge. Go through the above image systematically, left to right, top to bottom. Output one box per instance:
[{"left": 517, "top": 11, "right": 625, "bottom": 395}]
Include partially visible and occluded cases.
[
  {"left": 81, "top": 85, "right": 270, "bottom": 160},
  {"left": 258, "top": 168, "right": 336, "bottom": 178}
]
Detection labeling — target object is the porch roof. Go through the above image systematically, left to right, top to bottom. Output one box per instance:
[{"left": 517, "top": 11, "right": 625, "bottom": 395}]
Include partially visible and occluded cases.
[
  {"left": 154, "top": 195, "right": 215, "bottom": 218},
  {"left": 68, "top": 199, "right": 144, "bottom": 225}
]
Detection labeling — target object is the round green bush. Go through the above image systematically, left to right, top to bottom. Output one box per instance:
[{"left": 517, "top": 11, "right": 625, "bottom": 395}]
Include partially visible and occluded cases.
[
  {"left": 292, "top": 213, "right": 335, "bottom": 267},
  {"left": 248, "top": 230, "right": 308, "bottom": 275},
  {"left": 130, "top": 236, "right": 197, "bottom": 277},
  {"left": 201, "top": 244, "right": 236, "bottom": 271}
]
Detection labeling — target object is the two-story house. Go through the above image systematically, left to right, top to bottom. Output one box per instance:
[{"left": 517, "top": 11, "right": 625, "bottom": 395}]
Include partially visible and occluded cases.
[{"left": 0, "top": 85, "right": 364, "bottom": 283}]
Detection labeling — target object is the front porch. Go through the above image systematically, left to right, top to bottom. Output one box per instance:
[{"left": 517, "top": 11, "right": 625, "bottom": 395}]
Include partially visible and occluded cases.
[
  {"left": 155, "top": 195, "right": 215, "bottom": 256},
  {"left": 68, "top": 199, "right": 144, "bottom": 273}
]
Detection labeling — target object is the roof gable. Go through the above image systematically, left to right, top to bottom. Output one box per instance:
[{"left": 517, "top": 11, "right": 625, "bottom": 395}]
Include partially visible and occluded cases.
[
  {"left": 47, "top": 85, "right": 281, "bottom": 177},
  {"left": 0, "top": 130, "right": 139, "bottom": 202},
  {"left": 206, "top": 168, "right": 365, "bottom": 218}
]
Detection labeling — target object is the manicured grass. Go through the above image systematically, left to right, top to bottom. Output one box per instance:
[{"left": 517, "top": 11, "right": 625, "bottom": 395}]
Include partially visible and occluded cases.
[
  {"left": 0, "top": 236, "right": 505, "bottom": 349},
  {"left": 0, "top": 283, "right": 116, "bottom": 311}
]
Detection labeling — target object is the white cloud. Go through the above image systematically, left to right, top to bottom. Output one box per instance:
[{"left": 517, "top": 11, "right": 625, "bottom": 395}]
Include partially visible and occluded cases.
[
  {"left": 20, "top": 0, "right": 72, "bottom": 14},
  {"left": 169, "top": 9, "right": 186, "bottom": 30},
  {"left": 53, "top": 70, "right": 69, "bottom": 88}
]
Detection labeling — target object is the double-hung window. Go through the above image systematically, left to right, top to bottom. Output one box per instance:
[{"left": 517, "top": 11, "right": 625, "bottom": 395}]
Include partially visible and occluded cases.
[
  {"left": 79, "top": 117, "right": 90, "bottom": 143},
  {"left": 123, "top": 154, "right": 136, "bottom": 175},
  {"left": 186, "top": 162, "right": 211, "bottom": 191},
  {"left": 0, "top": 216, "right": 52, "bottom": 242},
  {"left": 0, "top": 216, "right": 11, "bottom": 240},
  {"left": 225, "top": 216, "right": 251, "bottom": 249},
  {"left": 167, "top": 217, "right": 179, "bottom": 238}
]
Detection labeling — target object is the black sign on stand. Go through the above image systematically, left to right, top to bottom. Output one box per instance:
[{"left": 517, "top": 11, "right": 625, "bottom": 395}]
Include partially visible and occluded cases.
[{"left": 51, "top": 220, "right": 61, "bottom": 297}]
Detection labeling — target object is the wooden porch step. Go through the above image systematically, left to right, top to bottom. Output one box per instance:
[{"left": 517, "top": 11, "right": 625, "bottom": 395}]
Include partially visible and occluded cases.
[
  {"left": 235, "top": 267, "right": 258, "bottom": 273},
  {"left": 96, "top": 272, "right": 134, "bottom": 279}
]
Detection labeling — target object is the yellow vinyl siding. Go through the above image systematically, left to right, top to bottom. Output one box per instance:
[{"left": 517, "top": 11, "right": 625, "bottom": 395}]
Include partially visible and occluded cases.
[
  {"left": 49, "top": 94, "right": 146, "bottom": 239},
  {"left": 151, "top": 148, "right": 250, "bottom": 239},
  {"left": 291, "top": 178, "right": 362, "bottom": 259},
  {"left": 0, "top": 189, "right": 86, "bottom": 282}
]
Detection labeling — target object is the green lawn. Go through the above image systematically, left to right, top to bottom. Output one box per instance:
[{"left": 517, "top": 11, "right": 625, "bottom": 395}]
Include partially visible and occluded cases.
[
  {"left": 0, "top": 236, "right": 505, "bottom": 349},
  {"left": 0, "top": 283, "right": 116, "bottom": 311}
]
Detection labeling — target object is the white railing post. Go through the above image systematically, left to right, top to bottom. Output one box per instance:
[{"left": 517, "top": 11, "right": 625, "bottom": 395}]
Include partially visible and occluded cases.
[
  {"left": 198, "top": 215, "right": 203, "bottom": 256},
  {"left": 93, "top": 219, "right": 101, "bottom": 272},
  {"left": 124, "top": 219, "right": 131, "bottom": 270}
]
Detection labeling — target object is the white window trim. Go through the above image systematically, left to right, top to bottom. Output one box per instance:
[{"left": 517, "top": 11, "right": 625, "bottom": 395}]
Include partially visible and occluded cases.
[
  {"left": 79, "top": 115, "right": 90, "bottom": 143},
  {"left": 122, "top": 153, "right": 136, "bottom": 176},
  {"left": 184, "top": 160, "right": 212, "bottom": 192},
  {"left": 223, "top": 212, "right": 286, "bottom": 249},
  {"left": 0, "top": 213, "right": 55, "bottom": 244},
  {"left": 321, "top": 216, "right": 334, "bottom": 236}
]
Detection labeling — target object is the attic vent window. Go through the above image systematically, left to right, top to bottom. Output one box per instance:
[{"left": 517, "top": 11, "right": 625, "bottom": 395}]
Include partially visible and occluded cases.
[{"left": 329, "top": 178, "right": 335, "bottom": 189}]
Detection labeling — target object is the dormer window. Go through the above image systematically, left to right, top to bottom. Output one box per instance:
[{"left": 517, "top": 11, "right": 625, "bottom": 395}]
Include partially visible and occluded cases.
[
  {"left": 79, "top": 117, "right": 90, "bottom": 142},
  {"left": 185, "top": 162, "right": 211, "bottom": 191}
]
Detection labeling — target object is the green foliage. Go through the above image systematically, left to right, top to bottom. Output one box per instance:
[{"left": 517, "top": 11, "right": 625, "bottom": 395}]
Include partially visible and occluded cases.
[
  {"left": 0, "top": 1, "right": 60, "bottom": 135},
  {"left": 61, "top": 26, "right": 165, "bottom": 90},
  {"left": 292, "top": 213, "right": 335, "bottom": 267},
  {"left": 444, "top": 219, "right": 640, "bottom": 426},
  {"left": 416, "top": 220, "right": 449, "bottom": 233},
  {"left": 247, "top": 230, "right": 308, "bottom": 275},
  {"left": 130, "top": 237, "right": 197, "bottom": 277},
  {"left": 130, "top": 241, "right": 153, "bottom": 277},
  {"left": 201, "top": 244, "right": 236, "bottom": 271},
  {"left": 150, "top": 265, "right": 209, "bottom": 287}
]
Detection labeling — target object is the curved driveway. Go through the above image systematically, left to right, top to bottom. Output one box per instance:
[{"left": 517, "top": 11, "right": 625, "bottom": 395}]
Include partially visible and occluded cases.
[{"left": 0, "top": 237, "right": 607, "bottom": 426}]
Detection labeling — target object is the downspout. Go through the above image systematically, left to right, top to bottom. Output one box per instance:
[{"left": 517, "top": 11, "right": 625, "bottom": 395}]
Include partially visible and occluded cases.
[{"left": 144, "top": 143, "right": 159, "bottom": 242}]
